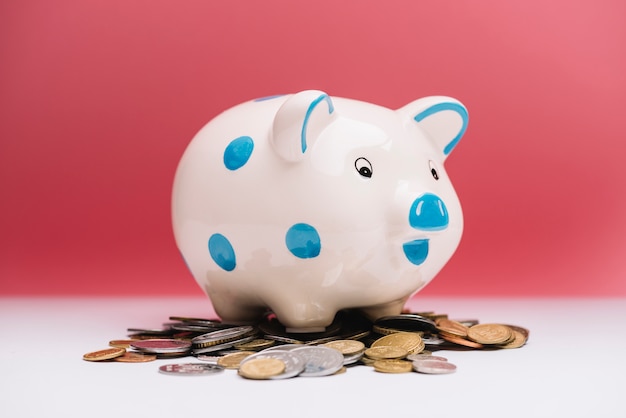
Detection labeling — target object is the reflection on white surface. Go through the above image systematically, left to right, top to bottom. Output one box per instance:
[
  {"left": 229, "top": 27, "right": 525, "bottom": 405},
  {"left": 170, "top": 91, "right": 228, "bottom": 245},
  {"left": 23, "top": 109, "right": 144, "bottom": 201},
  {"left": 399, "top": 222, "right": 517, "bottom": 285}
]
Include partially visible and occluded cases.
[{"left": 1, "top": 297, "right": 625, "bottom": 418}]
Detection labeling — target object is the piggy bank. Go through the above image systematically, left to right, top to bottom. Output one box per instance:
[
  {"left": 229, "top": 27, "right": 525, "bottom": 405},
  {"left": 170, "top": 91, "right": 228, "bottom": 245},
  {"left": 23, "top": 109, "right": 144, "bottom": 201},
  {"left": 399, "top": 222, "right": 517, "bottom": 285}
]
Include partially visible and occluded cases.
[{"left": 172, "top": 90, "right": 468, "bottom": 332}]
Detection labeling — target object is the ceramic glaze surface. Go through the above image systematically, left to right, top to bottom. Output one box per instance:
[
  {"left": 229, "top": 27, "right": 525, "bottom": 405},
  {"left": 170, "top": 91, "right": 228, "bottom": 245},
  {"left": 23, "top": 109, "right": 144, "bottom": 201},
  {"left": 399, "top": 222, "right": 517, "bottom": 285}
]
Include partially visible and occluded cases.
[{"left": 172, "top": 90, "right": 468, "bottom": 332}]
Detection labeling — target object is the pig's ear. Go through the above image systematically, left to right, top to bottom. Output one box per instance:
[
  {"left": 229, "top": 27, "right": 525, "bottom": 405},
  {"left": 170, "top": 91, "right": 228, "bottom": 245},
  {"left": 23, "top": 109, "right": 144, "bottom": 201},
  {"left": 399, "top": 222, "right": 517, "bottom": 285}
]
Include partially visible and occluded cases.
[
  {"left": 271, "top": 90, "right": 336, "bottom": 162},
  {"left": 399, "top": 96, "right": 468, "bottom": 159}
]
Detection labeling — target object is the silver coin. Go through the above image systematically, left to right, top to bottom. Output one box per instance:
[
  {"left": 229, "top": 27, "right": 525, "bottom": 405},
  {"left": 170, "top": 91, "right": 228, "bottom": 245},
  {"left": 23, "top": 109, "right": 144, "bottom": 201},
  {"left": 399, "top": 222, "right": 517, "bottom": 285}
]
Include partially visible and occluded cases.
[
  {"left": 192, "top": 326, "right": 255, "bottom": 346},
  {"left": 422, "top": 335, "right": 447, "bottom": 345},
  {"left": 191, "top": 336, "right": 256, "bottom": 355},
  {"left": 130, "top": 339, "right": 192, "bottom": 354},
  {"left": 291, "top": 346, "right": 344, "bottom": 377},
  {"left": 239, "top": 349, "right": 305, "bottom": 379},
  {"left": 342, "top": 351, "right": 364, "bottom": 365},
  {"left": 406, "top": 353, "right": 448, "bottom": 362},
  {"left": 195, "top": 355, "right": 220, "bottom": 364},
  {"left": 412, "top": 359, "right": 457, "bottom": 374},
  {"left": 158, "top": 362, "right": 224, "bottom": 376}
]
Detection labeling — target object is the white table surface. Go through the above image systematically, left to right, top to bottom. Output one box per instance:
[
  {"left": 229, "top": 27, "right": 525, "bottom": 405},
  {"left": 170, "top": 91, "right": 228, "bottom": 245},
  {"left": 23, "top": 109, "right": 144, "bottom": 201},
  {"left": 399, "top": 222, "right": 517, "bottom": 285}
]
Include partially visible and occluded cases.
[{"left": 2, "top": 296, "right": 625, "bottom": 418}]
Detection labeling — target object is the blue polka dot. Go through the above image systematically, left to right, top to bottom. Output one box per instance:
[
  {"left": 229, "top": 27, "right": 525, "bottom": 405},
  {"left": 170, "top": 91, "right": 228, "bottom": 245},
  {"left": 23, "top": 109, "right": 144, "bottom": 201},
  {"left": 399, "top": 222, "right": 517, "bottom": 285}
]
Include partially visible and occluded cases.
[
  {"left": 223, "top": 136, "right": 254, "bottom": 170},
  {"left": 409, "top": 193, "right": 449, "bottom": 231},
  {"left": 286, "top": 223, "right": 321, "bottom": 259},
  {"left": 208, "top": 233, "right": 236, "bottom": 271},
  {"left": 402, "top": 239, "right": 429, "bottom": 266}
]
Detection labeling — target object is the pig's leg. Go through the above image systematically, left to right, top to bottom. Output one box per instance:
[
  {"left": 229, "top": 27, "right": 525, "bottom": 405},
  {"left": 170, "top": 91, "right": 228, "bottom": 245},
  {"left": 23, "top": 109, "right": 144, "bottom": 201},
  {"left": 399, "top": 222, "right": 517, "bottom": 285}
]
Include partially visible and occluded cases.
[
  {"left": 358, "top": 296, "right": 409, "bottom": 322},
  {"left": 267, "top": 297, "right": 338, "bottom": 333}
]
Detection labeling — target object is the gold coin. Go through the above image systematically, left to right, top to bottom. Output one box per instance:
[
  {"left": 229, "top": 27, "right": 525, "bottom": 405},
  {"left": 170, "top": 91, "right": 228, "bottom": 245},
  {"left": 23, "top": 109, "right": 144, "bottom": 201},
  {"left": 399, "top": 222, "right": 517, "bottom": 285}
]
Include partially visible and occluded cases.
[
  {"left": 436, "top": 318, "right": 469, "bottom": 338},
  {"left": 467, "top": 323, "right": 513, "bottom": 344},
  {"left": 371, "top": 324, "right": 397, "bottom": 335},
  {"left": 502, "top": 324, "right": 530, "bottom": 339},
  {"left": 501, "top": 329, "right": 517, "bottom": 344},
  {"left": 497, "top": 330, "right": 527, "bottom": 349},
  {"left": 371, "top": 331, "right": 424, "bottom": 354},
  {"left": 108, "top": 339, "right": 135, "bottom": 349},
  {"left": 233, "top": 339, "right": 275, "bottom": 351},
  {"left": 414, "top": 339, "right": 425, "bottom": 354},
  {"left": 322, "top": 340, "right": 365, "bottom": 355},
  {"left": 364, "top": 346, "right": 408, "bottom": 360},
  {"left": 83, "top": 347, "right": 126, "bottom": 362},
  {"left": 217, "top": 351, "right": 256, "bottom": 369},
  {"left": 114, "top": 352, "right": 157, "bottom": 363},
  {"left": 238, "top": 358, "right": 286, "bottom": 380},
  {"left": 373, "top": 359, "right": 413, "bottom": 373},
  {"left": 332, "top": 366, "right": 347, "bottom": 375}
]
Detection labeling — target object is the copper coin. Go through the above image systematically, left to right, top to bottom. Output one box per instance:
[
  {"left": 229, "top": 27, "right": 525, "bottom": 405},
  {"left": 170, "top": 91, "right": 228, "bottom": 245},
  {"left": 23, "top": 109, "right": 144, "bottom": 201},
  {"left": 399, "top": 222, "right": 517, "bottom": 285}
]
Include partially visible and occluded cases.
[
  {"left": 436, "top": 318, "right": 469, "bottom": 338},
  {"left": 440, "top": 333, "right": 484, "bottom": 349},
  {"left": 83, "top": 347, "right": 126, "bottom": 362}
]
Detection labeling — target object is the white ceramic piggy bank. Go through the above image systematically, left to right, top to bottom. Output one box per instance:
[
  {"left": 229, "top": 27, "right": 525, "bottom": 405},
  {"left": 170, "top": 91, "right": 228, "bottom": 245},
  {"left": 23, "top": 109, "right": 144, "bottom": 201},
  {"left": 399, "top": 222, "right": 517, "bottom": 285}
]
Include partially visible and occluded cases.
[{"left": 172, "top": 90, "right": 468, "bottom": 332}]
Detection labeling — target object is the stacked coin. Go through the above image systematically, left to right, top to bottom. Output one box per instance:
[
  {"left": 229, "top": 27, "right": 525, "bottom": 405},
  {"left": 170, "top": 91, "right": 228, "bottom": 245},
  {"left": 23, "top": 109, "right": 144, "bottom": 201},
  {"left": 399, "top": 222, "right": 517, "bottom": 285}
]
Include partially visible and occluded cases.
[
  {"left": 82, "top": 308, "right": 529, "bottom": 376},
  {"left": 433, "top": 317, "right": 529, "bottom": 350},
  {"left": 191, "top": 325, "right": 257, "bottom": 354},
  {"left": 361, "top": 330, "right": 438, "bottom": 373},
  {"left": 130, "top": 339, "right": 192, "bottom": 358},
  {"left": 321, "top": 340, "right": 366, "bottom": 365},
  {"left": 237, "top": 348, "right": 306, "bottom": 379}
]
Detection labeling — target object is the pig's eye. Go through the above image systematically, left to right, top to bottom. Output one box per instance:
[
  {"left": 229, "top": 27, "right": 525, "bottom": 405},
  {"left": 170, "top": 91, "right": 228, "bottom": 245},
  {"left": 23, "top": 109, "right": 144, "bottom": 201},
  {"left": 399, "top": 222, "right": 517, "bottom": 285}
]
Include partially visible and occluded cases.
[
  {"left": 355, "top": 157, "right": 373, "bottom": 178},
  {"left": 429, "top": 160, "right": 439, "bottom": 180}
]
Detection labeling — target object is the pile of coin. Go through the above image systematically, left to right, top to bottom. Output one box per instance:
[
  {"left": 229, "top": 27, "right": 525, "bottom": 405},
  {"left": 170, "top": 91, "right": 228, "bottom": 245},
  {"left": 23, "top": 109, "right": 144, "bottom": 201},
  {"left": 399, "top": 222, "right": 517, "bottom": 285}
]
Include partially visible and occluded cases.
[{"left": 82, "top": 309, "right": 529, "bottom": 379}]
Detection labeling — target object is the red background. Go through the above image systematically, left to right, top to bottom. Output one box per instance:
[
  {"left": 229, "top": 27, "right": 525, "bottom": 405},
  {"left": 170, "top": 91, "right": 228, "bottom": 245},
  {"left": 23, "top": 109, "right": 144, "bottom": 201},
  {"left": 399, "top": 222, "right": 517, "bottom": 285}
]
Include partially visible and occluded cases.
[{"left": 1, "top": 0, "right": 625, "bottom": 297}]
